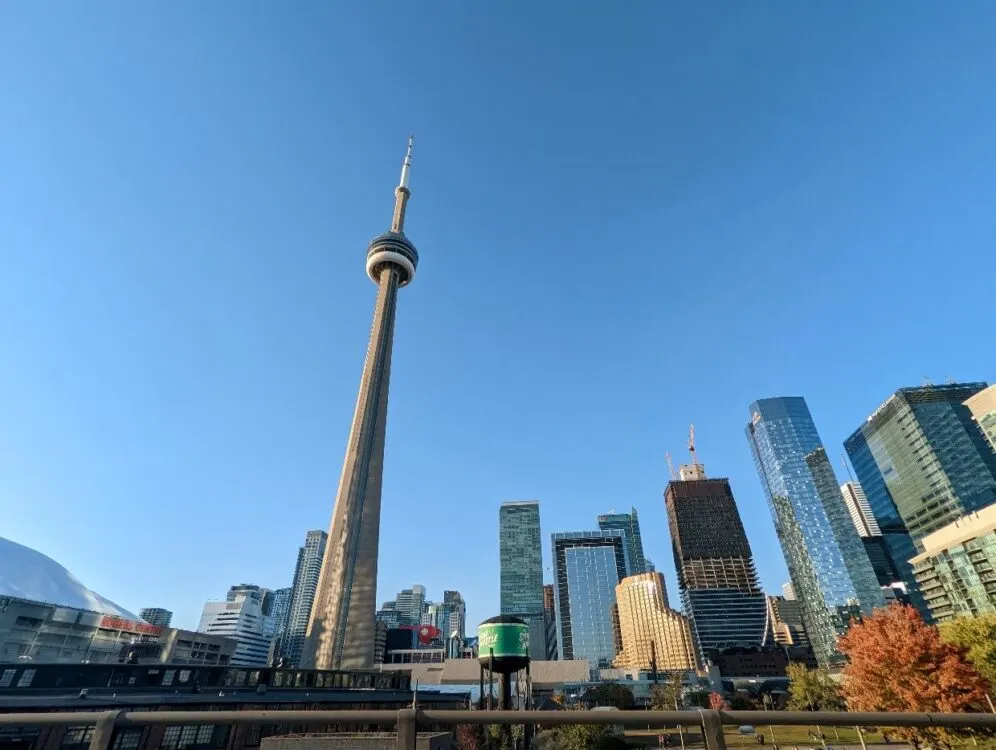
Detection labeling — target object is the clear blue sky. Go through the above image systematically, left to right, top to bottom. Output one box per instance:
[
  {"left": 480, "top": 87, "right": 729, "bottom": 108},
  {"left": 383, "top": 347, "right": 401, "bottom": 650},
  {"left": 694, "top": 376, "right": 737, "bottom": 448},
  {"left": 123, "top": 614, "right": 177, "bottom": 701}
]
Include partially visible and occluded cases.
[{"left": 2, "top": 3, "right": 995, "bottom": 632}]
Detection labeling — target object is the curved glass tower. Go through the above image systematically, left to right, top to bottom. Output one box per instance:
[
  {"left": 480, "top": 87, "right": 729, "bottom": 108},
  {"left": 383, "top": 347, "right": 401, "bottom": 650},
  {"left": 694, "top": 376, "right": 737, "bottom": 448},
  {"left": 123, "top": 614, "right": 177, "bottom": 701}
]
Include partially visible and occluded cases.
[
  {"left": 302, "top": 139, "right": 419, "bottom": 669},
  {"left": 746, "top": 397, "right": 884, "bottom": 667}
]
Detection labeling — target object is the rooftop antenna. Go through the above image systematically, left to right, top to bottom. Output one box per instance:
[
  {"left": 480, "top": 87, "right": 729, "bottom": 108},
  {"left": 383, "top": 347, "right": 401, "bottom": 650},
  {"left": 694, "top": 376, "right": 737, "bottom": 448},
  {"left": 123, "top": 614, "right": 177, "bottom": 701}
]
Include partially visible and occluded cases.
[
  {"left": 391, "top": 135, "right": 414, "bottom": 233},
  {"left": 922, "top": 376, "right": 933, "bottom": 386},
  {"left": 665, "top": 452, "right": 677, "bottom": 481},
  {"left": 840, "top": 453, "right": 855, "bottom": 483}
]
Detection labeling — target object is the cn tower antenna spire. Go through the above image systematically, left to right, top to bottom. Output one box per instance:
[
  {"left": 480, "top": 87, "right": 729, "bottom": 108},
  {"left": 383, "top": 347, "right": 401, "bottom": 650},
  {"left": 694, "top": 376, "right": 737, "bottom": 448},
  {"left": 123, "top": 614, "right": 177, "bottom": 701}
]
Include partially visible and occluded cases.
[{"left": 392, "top": 135, "right": 414, "bottom": 233}]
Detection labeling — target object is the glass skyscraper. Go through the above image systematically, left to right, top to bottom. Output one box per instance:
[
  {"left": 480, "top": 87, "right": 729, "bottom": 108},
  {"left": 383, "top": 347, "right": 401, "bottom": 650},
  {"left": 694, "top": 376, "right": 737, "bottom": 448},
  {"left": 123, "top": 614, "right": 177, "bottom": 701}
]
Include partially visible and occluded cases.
[
  {"left": 845, "top": 383, "right": 996, "bottom": 544},
  {"left": 845, "top": 383, "right": 996, "bottom": 621},
  {"left": 747, "top": 397, "right": 885, "bottom": 666},
  {"left": 499, "top": 501, "right": 546, "bottom": 659},
  {"left": 597, "top": 508, "right": 649, "bottom": 575},
  {"left": 283, "top": 530, "right": 328, "bottom": 666},
  {"left": 552, "top": 530, "right": 627, "bottom": 671}
]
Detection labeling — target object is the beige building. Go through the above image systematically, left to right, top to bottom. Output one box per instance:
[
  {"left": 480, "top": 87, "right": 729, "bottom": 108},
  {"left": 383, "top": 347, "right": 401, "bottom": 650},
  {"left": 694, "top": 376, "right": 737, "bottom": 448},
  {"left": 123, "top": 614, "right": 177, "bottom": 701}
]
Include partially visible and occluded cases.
[
  {"left": 966, "top": 385, "right": 996, "bottom": 454},
  {"left": 911, "top": 503, "right": 996, "bottom": 621},
  {"left": 612, "top": 573, "right": 698, "bottom": 672},
  {"left": 765, "top": 595, "right": 810, "bottom": 648}
]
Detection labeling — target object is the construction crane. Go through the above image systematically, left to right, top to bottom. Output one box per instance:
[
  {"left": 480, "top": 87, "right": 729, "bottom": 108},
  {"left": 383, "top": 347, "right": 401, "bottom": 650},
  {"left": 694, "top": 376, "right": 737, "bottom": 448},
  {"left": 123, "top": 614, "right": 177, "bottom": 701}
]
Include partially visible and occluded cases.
[
  {"left": 688, "top": 424, "right": 700, "bottom": 467},
  {"left": 665, "top": 452, "right": 677, "bottom": 481}
]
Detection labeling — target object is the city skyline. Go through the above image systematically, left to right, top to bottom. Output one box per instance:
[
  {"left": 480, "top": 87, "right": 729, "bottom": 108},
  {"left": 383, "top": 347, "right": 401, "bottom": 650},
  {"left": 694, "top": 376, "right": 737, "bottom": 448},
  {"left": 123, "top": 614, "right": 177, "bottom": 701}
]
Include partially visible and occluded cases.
[{"left": 4, "top": 4, "right": 996, "bottom": 634}]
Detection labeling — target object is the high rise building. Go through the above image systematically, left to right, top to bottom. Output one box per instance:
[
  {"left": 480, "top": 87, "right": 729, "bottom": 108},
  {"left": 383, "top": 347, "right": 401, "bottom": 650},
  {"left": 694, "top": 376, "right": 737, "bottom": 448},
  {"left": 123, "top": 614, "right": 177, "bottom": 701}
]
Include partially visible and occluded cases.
[
  {"left": 303, "top": 138, "right": 421, "bottom": 669},
  {"left": 845, "top": 383, "right": 996, "bottom": 544},
  {"left": 966, "top": 385, "right": 996, "bottom": 454},
  {"left": 746, "top": 397, "right": 885, "bottom": 667},
  {"left": 665, "top": 453, "right": 767, "bottom": 656},
  {"left": 839, "top": 481, "right": 910, "bottom": 605},
  {"left": 840, "top": 482, "right": 881, "bottom": 538},
  {"left": 499, "top": 501, "right": 546, "bottom": 660},
  {"left": 912, "top": 503, "right": 996, "bottom": 622},
  {"left": 597, "top": 508, "right": 649, "bottom": 575},
  {"left": 282, "top": 530, "right": 328, "bottom": 666},
  {"left": 552, "top": 530, "right": 627, "bottom": 670},
  {"left": 613, "top": 572, "right": 698, "bottom": 673},
  {"left": 782, "top": 582, "right": 796, "bottom": 600},
  {"left": 198, "top": 584, "right": 275, "bottom": 666},
  {"left": 543, "top": 584, "right": 558, "bottom": 660},
  {"left": 392, "top": 585, "right": 427, "bottom": 627},
  {"left": 269, "top": 587, "right": 292, "bottom": 662},
  {"left": 442, "top": 590, "right": 466, "bottom": 640},
  {"left": 764, "top": 595, "right": 810, "bottom": 649},
  {"left": 139, "top": 608, "right": 173, "bottom": 628}
]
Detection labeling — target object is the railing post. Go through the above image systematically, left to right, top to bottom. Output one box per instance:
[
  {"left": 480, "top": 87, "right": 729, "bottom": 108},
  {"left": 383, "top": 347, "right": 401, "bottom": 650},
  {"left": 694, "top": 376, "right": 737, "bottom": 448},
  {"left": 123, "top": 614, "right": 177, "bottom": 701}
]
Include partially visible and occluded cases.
[
  {"left": 397, "top": 708, "right": 417, "bottom": 750},
  {"left": 699, "top": 709, "right": 727, "bottom": 750},
  {"left": 89, "top": 711, "right": 124, "bottom": 750}
]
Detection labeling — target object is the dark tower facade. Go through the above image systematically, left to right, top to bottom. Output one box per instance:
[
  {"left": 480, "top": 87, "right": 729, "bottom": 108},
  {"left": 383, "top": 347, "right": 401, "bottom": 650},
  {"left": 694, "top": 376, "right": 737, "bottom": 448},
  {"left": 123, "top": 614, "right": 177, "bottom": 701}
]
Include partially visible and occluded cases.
[
  {"left": 302, "top": 139, "right": 420, "bottom": 669},
  {"left": 665, "top": 462, "right": 767, "bottom": 656}
]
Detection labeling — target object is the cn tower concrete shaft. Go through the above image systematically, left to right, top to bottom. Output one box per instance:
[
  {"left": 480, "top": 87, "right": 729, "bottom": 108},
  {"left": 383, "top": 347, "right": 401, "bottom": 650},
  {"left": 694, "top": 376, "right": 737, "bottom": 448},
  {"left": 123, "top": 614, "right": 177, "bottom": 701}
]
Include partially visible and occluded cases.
[{"left": 302, "top": 138, "right": 418, "bottom": 669}]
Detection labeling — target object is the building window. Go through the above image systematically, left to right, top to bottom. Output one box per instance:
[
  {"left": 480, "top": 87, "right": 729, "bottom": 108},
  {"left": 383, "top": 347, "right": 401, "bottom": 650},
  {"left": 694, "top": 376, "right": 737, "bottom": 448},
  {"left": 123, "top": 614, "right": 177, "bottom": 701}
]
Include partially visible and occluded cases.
[
  {"left": 0, "top": 669, "right": 15, "bottom": 688},
  {"left": 16, "top": 669, "right": 35, "bottom": 688},
  {"left": 161, "top": 726, "right": 182, "bottom": 749},
  {"left": 62, "top": 727, "right": 94, "bottom": 748},
  {"left": 114, "top": 730, "right": 142, "bottom": 750}
]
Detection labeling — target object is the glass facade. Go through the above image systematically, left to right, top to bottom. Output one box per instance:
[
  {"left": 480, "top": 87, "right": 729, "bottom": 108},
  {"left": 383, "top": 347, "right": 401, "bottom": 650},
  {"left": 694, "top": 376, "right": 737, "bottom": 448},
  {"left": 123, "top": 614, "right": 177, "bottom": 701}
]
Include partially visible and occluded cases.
[
  {"left": 845, "top": 383, "right": 996, "bottom": 543},
  {"left": 746, "top": 397, "right": 884, "bottom": 667},
  {"left": 499, "top": 501, "right": 546, "bottom": 659},
  {"left": 597, "top": 508, "right": 649, "bottom": 575},
  {"left": 282, "top": 530, "right": 328, "bottom": 666},
  {"left": 552, "top": 531, "right": 627, "bottom": 670}
]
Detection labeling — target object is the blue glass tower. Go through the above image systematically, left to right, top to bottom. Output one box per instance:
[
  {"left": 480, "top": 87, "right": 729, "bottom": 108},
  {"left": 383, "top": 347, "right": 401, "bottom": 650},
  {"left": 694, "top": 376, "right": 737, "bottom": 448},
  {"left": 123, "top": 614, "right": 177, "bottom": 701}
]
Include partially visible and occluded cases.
[
  {"left": 746, "top": 397, "right": 884, "bottom": 666},
  {"left": 597, "top": 508, "right": 649, "bottom": 575},
  {"left": 552, "top": 531, "right": 627, "bottom": 671}
]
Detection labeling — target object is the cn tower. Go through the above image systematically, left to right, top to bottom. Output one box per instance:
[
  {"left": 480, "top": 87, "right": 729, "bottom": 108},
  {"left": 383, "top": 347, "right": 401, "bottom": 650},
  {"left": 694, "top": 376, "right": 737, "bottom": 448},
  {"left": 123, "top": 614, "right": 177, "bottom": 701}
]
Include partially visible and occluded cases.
[{"left": 302, "top": 138, "right": 420, "bottom": 669}]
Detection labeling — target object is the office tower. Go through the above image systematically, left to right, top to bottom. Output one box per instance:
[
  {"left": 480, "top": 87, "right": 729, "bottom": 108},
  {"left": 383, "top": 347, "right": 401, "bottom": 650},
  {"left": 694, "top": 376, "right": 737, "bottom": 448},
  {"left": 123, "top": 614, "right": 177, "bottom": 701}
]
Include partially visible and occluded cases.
[
  {"left": 303, "top": 138, "right": 421, "bottom": 670},
  {"left": 845, "top": 383, "right": 996, "bottom": 545},
  {"left": 966, "top": 384, "right": 996, "bottom": 453},
  {"left": 747, "top": 397, "right": 885, "bottom": 667},
  {"left": 665, "top": 454, "right": 767, "bottom": 655},
  {"left": 839, "top": 481, "right": 910, "bottom": 604},
  {"left": 840, "top": 482, "right": 881, "bottom": 538},
  {"left": 499, "top": 501, "right": 546, "bottom": 660},
  {"left": 912, "top": 504, "right": 996, "bottom": 622},
  {"left": 597, "top": 508, "right": 649, "bottom": 575},
  {"left": 282, "top": 530, "right": 328, "bottom": 666},
  {"left": 552, "top": 531, "right": 627, "bottom": 670},
  {"left": 613, "top": 572, "right": 698, "bottom": 673},
  {"left": 782, "top": 582, "right": 796, "bottom": 600},
  {"left": 198, "top": 584, "right": 275, "bottom": 666},
  {"left": 543, "top": 584, "right": 558, "bottom": 660},
  {"left": 393, "top": 585, "right": 427, "bottom": 626},
  {"left": 269, "top": 587, "right": 292, "bottom": 660},
  {"left": 442, "top": 590, "right": 466, "bottom": 640},
  {"left": 765, "top": 595, "right": 810, "bottom": 648},
  {"left": 375, "top": 605, "right": 400, "bottom": 629},
  {"left": 139, "top": 608, "right": 173, "bottom": 628}
]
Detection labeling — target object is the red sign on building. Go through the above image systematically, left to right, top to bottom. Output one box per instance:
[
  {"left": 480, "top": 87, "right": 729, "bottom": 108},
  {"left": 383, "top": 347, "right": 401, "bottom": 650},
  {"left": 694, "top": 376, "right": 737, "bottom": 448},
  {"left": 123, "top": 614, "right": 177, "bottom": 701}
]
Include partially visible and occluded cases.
[{"left": 99, "top": 616, "right": 163, "bottom": 637}]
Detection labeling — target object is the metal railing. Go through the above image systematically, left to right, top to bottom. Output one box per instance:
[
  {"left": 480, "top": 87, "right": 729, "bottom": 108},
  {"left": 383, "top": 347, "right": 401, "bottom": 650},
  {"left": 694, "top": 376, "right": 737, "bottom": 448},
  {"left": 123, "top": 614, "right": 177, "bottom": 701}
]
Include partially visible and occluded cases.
[{"left": 1, "top": 708, "right": 995, "bottom": 750}]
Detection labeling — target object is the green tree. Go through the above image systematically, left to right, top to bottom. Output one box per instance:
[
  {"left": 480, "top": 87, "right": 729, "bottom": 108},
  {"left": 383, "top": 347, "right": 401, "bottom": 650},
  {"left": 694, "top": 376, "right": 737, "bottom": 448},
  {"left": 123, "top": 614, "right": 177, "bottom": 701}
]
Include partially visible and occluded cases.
[
  {"left": 938, "top": 613, "right": 996, "bottom": 689},
  {"left": 785, "top": 663, "right": 843, "bottom": 711},
  {"left": 650, "top": 673, "right": 685, "bottom": 710},
  {"left": 583, "top": 682, "right": 635, "bottom": 710},
  {"left": 556, "top": 724, "right": 627, "bottom": 750}
]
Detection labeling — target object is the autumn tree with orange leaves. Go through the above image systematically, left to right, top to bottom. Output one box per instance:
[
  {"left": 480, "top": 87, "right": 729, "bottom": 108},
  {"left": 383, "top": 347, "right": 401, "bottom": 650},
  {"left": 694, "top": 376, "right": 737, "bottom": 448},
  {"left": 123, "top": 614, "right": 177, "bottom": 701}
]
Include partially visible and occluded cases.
[{"left": 839, "top": 605, "right": 990, "bottom": 750}]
